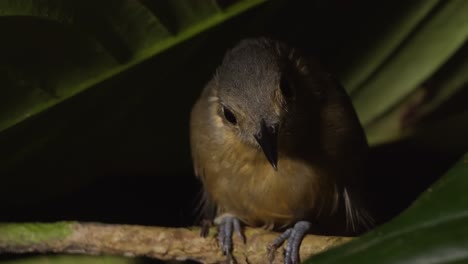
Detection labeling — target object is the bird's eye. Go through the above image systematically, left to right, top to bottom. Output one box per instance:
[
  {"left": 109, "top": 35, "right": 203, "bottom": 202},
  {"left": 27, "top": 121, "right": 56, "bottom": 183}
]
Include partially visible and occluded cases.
[
  {"left": 280, "top": 75, "right": 294, "bottom": 99},
  {"left": 222, "top": 106, "right": 237, "bottom": 125}
]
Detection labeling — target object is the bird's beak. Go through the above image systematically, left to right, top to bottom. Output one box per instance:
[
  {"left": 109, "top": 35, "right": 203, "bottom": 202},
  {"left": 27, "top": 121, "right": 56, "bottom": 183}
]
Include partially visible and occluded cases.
[{"left": 254, "top": 120, "right": 279, "bottom": 170}]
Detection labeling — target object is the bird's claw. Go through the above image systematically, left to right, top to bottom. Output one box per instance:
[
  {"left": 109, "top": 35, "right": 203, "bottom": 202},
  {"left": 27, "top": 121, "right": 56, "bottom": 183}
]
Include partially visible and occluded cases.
[
  {"left": 217, "top": 215, "right": 245, "bottom": 263},
  {"left": 267, "top": 221, "right": 311, "bottom": 264}
]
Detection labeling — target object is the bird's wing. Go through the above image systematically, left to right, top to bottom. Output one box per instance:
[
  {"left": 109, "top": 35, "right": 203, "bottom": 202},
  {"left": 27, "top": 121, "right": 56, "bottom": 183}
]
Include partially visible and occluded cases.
[{"left": 189, "top": 81, "right": 219, "bottom": 231}]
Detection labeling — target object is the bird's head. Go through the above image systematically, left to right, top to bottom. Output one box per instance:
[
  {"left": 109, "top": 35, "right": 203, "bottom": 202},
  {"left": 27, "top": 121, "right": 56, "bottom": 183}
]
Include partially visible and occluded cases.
[{"left": 213, "top": 38, "right": 318, "bottom": 170}]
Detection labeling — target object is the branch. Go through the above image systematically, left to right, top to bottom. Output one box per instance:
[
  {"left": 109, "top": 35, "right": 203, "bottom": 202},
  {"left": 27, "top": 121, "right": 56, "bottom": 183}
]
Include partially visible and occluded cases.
[{"left": 0, "top": 222, "right": 353, "bottom": 263}]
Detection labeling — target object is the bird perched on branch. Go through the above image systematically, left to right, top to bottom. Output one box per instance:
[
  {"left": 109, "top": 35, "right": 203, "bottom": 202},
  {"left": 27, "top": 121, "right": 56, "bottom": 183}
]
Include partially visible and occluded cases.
[{"left": 190, "top": 38, "right": 373, "bottom": 264}]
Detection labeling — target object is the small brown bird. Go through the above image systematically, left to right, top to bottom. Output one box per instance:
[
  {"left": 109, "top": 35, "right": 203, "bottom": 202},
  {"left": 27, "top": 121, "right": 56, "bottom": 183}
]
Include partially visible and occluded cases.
[{"left": 190, "top": 38, "right": 372, "bottom": 264}]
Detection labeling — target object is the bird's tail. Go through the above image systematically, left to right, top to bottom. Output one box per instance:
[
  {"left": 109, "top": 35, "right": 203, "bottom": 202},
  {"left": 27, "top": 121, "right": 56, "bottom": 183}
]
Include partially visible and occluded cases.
[{"left": 343, "top": 188, "right": 375, "bottom": 234}]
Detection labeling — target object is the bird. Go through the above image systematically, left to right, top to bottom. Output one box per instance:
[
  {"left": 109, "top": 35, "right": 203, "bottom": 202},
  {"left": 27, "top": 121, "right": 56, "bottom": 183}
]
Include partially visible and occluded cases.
[{"left": 190, "top": 38, "right": 373, "bottom": 264}]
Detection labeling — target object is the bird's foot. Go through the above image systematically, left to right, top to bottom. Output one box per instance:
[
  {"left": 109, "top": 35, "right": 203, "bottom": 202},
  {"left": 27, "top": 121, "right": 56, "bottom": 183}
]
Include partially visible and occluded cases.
[
  {"left": 216, "top": 214, "right": 245, "bottom": 264},
  {"left": 267, "top": 221, "right": 311, "bottom": 264}
]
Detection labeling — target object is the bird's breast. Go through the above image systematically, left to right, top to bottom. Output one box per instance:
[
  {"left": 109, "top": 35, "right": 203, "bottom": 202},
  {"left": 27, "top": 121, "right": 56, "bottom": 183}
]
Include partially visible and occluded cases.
[{"left": 205, "top": 140, "right": 324, "bottom": 229}]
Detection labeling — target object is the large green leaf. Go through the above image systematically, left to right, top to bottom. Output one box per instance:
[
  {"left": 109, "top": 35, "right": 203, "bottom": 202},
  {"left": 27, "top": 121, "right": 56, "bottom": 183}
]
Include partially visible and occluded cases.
[
  {"left": 0, "top": 0, "right": 265, "bottom": 133},
  {"left": 0, "top": 0, "right": 268, "bottom": 206},
  {"left": 342, "top": 0, "right": 438, "bottom": 93},
  {"left": 351, "top": 0, "right": 468, "bottom": 127},
  {"left": 364, "top": 43, "right": 468, "bottom": 145},
  {"left": 305, "top": 152, "right": 468, "bottom": 263}
]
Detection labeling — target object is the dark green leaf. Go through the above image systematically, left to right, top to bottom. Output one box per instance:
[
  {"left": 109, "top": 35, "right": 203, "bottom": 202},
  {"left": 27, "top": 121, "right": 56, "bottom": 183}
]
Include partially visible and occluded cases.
[
  {"left": 0, "top": 0, "right": 265, "bottom": 132},
  {"left": 351, "top": 0, "right": 468, "bottom": 126},
  {"left": 305, "top": 152, "right": 468, "bottom": 264}
]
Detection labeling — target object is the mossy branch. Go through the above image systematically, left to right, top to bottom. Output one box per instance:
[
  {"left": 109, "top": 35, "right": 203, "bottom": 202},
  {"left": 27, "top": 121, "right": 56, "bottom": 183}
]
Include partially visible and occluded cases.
[{"left": 0, "top": 222, "right": 352, "bottom": 263}]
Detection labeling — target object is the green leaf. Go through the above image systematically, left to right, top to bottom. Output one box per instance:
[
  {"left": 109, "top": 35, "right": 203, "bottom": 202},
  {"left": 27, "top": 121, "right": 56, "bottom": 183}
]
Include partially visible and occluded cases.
[
  {"left": 0, "top": 0, "right": 266, "bottom": 133},
  {"left": 0, "top": 0, "right": 269, "bottom": 207},
  {"left": 342, "top": 0, "right": 439, "bottom": 93},
  {"left": 351, "top": 0, "right": 468, "bottom": 126},
  {"left": 364, "top": 43, "right": 468, "bottom": 146},
  {"left": 416, "top": 45, "right": 468, "bottom": 118},
  {"left": 304, "top": 152, "right": 468, "bottom": 263}
]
